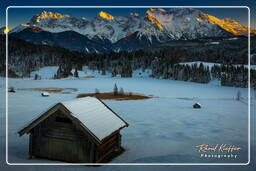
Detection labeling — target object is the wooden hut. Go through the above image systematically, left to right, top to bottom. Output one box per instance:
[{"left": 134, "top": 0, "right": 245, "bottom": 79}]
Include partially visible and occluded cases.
[
  {"left": 41, "top": 92, "right": 49, "bottom": 97},
  {"left": 18, "top": 97, "right": 129, "bottom": 163},
  {"left": 193, "top": 103, "right": 201, "bottom": 109}
]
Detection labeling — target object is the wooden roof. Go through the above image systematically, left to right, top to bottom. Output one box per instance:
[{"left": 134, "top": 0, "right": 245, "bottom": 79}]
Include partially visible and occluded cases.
[{"left": 18, "top": 97, "right": 128, "bottom": 144}]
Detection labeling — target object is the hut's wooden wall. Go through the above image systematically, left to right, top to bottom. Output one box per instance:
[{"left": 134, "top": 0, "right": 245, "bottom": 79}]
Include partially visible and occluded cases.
[
  {"left": 29, "top": 109, "right": 121, "bottom": 163},
  {"left": 30, "top": 110, "right": 93, "bottom": 162},
  {"left": 96, "top": 132, "right": 121, "bottom": 162}
]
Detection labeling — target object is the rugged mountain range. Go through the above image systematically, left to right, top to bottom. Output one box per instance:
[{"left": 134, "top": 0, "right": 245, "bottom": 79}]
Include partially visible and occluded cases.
[
  {"left": 2, "top": 8, "right": 256, "bottom": 53},
  {"left": 10, "top": 28, "right": 112, "bottom": 53}
]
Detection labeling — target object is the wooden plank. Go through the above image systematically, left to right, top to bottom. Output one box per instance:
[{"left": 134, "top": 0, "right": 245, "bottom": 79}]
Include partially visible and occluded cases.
[
  {"left": 18, "top": 103, "right": 61, "bottom": 136},
  {"left": 29, "top": 133, "right": 32, "bottom": 157},
  {"left": 99, "top": 134, "right": 118, "bottom": 150}
]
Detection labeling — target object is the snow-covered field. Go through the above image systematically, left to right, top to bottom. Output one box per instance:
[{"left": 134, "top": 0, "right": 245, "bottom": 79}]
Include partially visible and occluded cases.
[
  {"left": 179, "top": 61, "right": 256, "bottom": 70},
  {"left": 27, "top": 63, "right": 256, "bottom": 81},
  {"left": 30, "top": 66, "right": 152, "bottom": 79},
  {"left": 31, "top": 66, "right": 59, "bottom": 79},
  {"left": 0, "top": 76, "right": 255, "bottom": 171}
]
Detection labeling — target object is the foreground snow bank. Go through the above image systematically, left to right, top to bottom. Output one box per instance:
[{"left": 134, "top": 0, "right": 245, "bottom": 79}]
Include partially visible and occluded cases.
[{"left": 1, "top": 76, "right": 252, "bottom": 165}]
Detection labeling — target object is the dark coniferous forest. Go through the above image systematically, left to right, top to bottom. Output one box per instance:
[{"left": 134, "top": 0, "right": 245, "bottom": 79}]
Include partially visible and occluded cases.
[{"left": 0, "top": 35, "right": 255, "bottom": 89}]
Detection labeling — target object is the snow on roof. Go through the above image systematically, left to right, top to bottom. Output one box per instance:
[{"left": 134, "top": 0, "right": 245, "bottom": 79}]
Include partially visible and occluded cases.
[
  {"left": 41, "top": 92, "right": 49, "bottom": 96},
  {"left": 61, "top": 97, "right": 128, "bottom": 141}
]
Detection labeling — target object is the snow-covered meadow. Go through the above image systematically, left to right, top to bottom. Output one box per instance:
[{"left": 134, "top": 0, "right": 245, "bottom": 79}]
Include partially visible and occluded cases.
[
  {"left": 179, "top": 61, "right": 256, "bottom": 70},
  {"left": 0, "top": 70, "right": 255, "bottom": 170}
]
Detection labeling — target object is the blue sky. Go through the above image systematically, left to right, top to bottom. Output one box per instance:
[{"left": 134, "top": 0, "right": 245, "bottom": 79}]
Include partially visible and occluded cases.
[{"left": 0, "top": 0, "right": 255, "bottom": 28}]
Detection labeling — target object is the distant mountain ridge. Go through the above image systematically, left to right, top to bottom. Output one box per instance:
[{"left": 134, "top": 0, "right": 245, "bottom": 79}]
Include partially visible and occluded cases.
[
  {"left": 2, "top": 8, "right": 256, "bottom": 52},
  {"left": 10, "top": 28, "right": 112, "bottom": 53}
]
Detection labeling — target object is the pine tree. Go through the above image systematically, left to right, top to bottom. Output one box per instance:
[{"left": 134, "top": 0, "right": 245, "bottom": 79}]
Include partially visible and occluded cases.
[
  {"left": 56, "top": 65, "right": 62, "bottom": 79},
  {"left": 112, "top": 67, "right": 117, "bottom": 77},
  {"left": 74, "top": 68, "right": 79, "bottom": 78},
  {"left": 102, "top": 68, "right": 106, "bottom": 75},
  {"left": 34, "top": 74, "right": 38, "bottom": 80},
  {"left": 53, "top": 74, "right": 57, "bottom": 79},
  {"left": 113, "top": 83, "right": 118, "bottom": 96},
  {"left": 119, "top": 87, "right": 124, "bottom": 95},
  {"left": 95, "top": 88, "right": 100, "bottom": 94},
  {"left": 235, "top": 90, "right": 241, "bottom": 101}
]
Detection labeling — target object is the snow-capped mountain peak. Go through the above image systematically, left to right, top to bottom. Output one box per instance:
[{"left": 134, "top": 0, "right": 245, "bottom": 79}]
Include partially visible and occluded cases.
[
  {"left": 7, "top": 8, "right": 256, "bottom": 45},
  {"left": 146, "top": 8, "right": 165, "bottom": 30},
  {"left": 28, "top": 10, "right": 89, "bottom": 34},
  {"left": 35, "top": 11, "right": 69, "bottom": 22},
  {"left": 98, "top": 11, "right": 115, "bottom": 20},
  {"left": 198, "top": 12, "right": 254, "bottom": 36},
  {"left": 130, "top": 13, "right": 140, "bottom": 17},
  {"left": 1, "top": 27, "right": 12, "bottom": 34}
]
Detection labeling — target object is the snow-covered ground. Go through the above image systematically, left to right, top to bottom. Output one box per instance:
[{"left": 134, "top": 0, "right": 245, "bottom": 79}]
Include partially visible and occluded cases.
[
  {"left": 179, "top": 61, "right": 256, "bottom": 70},
  {"left": 26, "top": 63, "right": 256, "bottom": 81},
  {"left": 28, "top": 66, "right": 153, "bottom": 80},
  {"left": 31, "top": 66, "right": 59, "bottom": 79},
  {"left": 82, "top": 66, "right": 112, "bottom": 78},
  {"left": 132, "top": 69, "right": 152, "bottom": 78},
  {"left": 0, "top": 76, "right": 255, "bottom": 171}
]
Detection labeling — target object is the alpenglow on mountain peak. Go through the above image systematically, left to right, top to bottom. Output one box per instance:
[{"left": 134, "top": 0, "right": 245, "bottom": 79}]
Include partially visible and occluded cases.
[
  {"left": 35, "top": 11, "right": 69, "bottom": 22},
  {"left": 99, "top": 11, "right": 115, "bottom": 20}
]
